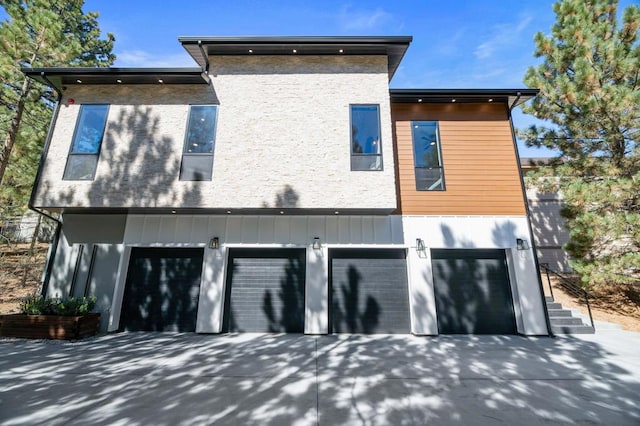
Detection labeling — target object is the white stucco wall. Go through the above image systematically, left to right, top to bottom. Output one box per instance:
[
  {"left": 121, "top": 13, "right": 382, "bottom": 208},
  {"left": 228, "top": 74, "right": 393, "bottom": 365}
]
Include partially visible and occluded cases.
[
  {"left": 34, "top": 55, "right": 396, "bottom": 211},
  {"left": 52, "top": 212, "right": 546, "bottom": 335},
  {"left": 402, "top": 215, "right": 548, "bottom": 335},
  {"left": 46, "top": 229, "right": 80, "bottom": 299}
]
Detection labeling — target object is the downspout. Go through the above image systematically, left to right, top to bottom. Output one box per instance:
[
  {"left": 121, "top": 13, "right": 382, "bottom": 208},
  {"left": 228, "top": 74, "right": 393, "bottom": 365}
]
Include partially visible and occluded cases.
[
  {"left": 28, "top": 72, "right": 63, "bottom": 295},
  {"left": 506, "top": 97, "right": 553, "bottom": 337},
  {"left": 40, "top": 224, "right": 61, "bottom": 296}
]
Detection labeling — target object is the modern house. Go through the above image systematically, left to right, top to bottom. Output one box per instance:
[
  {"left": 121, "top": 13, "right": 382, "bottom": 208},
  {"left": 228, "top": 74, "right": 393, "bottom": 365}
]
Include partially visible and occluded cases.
[{"left": 23, "top": 36, "right": 549, "bottom": 335}]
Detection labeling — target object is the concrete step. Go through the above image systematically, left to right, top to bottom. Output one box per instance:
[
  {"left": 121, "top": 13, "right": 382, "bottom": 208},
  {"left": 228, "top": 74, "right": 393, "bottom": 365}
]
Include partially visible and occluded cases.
[
  {"left": 545, "top": 298, "right": 596, "bottom": 334},
  {"left": 548, "top": 309, "right": 573, "bottom": 318},
  {"left": 549, "top": 317, "right": 584, "bottom": 325},
  {"left": 551, "top": 324, "right": 595, "bottom": 334}
]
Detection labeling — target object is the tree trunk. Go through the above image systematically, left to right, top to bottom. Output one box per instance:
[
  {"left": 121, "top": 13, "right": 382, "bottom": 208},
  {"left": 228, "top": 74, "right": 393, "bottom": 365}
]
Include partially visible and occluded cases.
[
  {"left": 0, "top": 76, "right": 31, "bottom": 186},
  {"left": 29, "top": 213, "right": 42, "bottom": 255}
]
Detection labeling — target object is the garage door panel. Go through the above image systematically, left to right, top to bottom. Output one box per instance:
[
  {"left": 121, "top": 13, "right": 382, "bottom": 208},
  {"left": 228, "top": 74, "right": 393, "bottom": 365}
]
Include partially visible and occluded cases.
[
  {"left": 120, "top": 248, "right": 203, "bottom": 332},
  {"left": 223, "top": 249, "right": 305, "bottom": 333},
  {"left": 330, "top": 249, "right": 410, "bottom": 334},
  {"left": 432, "top": 249, "right": 516, "bottom": 334}
]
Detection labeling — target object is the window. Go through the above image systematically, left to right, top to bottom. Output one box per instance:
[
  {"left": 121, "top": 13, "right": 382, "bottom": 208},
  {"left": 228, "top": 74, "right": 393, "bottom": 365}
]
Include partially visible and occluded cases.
[
  {"left": 350, "top": 104, "right": 382, "bottom": 171},
  {"left": 63, "top": 105, "right": 109, "bottom": 180},
  {"left": 180, "top": 105, "right": 218, "bottom": 181},
  {"left": 412, "top": 121, "right": 445, "bottom": 191}
]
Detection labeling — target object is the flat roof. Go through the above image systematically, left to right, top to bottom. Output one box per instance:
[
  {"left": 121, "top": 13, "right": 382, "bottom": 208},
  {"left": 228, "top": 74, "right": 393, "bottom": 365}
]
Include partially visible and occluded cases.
[
  {"left": 179, "top": 36, "right": 413, "bottom": 80},
  {"left": 22, "top": 67, "right": 209, "bottom": 91},
  {"left": 390, "top": 88, "right": 538, "bottom": 108}
]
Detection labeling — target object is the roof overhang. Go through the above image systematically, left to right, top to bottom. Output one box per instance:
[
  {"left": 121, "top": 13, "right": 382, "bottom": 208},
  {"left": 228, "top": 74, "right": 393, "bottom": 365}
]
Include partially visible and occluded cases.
[
  {"left": 179, "top": 36, "right": 413, "bottom": 80},
  {"left": 21, "top": 67, "right": 210, "bottom": 92},
  {"left": 390, "top": 88, "right": 539, "bottom": 109}
]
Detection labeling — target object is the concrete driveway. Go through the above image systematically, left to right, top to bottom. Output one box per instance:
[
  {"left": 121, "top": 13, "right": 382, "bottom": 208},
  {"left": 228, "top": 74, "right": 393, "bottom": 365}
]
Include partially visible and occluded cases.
[{"left": 1, "top": 325, "right": 639, "bottom": 425}]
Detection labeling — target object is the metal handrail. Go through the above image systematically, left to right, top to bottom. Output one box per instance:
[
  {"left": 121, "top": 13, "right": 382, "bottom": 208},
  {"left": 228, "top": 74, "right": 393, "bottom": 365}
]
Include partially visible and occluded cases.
[
  {"left": 540, "top": 263, "right": 595, "bottom": 330},
  {"left": 541, "top": 263, "right": 554, "bottom": 300}
]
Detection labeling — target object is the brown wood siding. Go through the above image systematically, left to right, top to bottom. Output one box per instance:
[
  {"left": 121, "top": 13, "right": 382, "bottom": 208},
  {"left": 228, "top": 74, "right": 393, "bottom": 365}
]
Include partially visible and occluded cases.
[{"left": 392, "top": 103, "right": 526, "bottom": 215}]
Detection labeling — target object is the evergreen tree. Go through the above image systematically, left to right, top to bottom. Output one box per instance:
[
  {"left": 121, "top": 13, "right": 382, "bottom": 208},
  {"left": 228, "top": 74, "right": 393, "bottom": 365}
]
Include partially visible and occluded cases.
[
  {"left": 0, "top": 0, "right": 115, "bottom": 210},
  {"left": 521, "top": 0, "right": 640, "bottom": 288}
]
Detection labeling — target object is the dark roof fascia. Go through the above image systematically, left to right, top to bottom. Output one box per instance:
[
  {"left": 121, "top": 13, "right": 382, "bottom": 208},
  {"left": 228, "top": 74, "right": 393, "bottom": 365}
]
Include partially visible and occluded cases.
[
  {"left": 179, "top": 35, "right": 414, "bottom": 45},
  {"left": 179, "top": 36, "right": 413, "bottom": 80},
  {"left": 21, "top": 67, "right": 209, "bottom": 91},
  {"left": 390, "top": 88, "right": 539, "bottom": 108},
  {"left": 47, "top": 207, "right": 397, "bottom": 216}
]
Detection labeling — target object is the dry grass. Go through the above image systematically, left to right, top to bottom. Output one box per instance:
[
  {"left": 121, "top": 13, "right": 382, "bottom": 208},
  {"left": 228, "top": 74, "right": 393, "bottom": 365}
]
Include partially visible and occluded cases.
[
  {"left": 0, "top": 243, "right": 49, "bottom": 314},
  {"left": 543, "top": 274, "right": 640, "bottom": 332}
]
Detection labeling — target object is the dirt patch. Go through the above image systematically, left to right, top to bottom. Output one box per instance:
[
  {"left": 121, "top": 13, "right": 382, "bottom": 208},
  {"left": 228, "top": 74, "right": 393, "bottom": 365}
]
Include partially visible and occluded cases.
[
  {"left": 0, "top": 243, "right": 49, "bottom": 314},
  {"left": 543, "top": 274, "right": 640, "bottom": 332}
]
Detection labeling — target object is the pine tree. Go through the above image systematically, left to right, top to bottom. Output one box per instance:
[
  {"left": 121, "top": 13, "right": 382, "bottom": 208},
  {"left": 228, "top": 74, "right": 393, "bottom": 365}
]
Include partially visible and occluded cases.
[
  {"left": 0, "top": 0, "right": 115, "bottom": 210},
  {"left": 521, "top": 0, "right": 640, "bottom": 288}
]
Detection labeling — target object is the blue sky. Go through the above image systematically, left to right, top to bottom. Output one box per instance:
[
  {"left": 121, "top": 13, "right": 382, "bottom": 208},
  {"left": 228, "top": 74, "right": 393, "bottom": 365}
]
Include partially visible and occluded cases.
[{"left": 32, "top": 1, "right": 640, "bottom": 157}]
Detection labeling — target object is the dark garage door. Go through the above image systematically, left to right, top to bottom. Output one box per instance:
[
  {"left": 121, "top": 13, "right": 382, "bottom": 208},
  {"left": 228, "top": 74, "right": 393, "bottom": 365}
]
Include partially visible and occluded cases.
[
  {"left": 120, "top": 248, "right": 203, "bottom": 332},
  {"left": 223, "top": 248, "right": 305, "bottom": 333},
  {"left": 330, "top": 249, "right": 410, "bottom": 334},
  {"left": 431, "top": 249, "right": 516, "bottom": 334}
]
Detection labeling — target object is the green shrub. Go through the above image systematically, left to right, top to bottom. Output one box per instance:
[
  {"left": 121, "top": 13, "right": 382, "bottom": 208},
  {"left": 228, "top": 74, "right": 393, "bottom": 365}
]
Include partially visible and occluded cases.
[
  {"left": 19, "top": 294, "right": 96, "bottom": 316},
  {"left": 19, "top": 294, "right": 52, "bottom": 315}
]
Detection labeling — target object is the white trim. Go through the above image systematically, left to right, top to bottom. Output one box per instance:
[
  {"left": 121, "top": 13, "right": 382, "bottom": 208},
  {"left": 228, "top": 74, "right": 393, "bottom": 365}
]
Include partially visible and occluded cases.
[
  {"left": 108, "top": 245, "right": 131, "bottom": 332},
  {"left": 197, "top": 245, "right": 228, "bottom": 333},
  {"left": 305, "top": 245, "right": 327, "bottom": 334},
  {"left": 405, "top": 245, "right": 438, "bottom": 335},
  {"left": 405, "top": 246, "right": 416, "bottom": 334},
  {"left": 216, "top": 247, "right": 231, "bottom": 332},
  {"left": 403, "top": 247, "right": 417, "bottom": 335},
  {"left": 505, "top": 249, "right": 525, "bottom": 333}
]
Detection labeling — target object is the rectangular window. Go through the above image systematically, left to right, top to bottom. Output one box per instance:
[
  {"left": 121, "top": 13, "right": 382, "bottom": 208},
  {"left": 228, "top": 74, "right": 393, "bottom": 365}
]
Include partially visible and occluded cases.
[
  {"left": 63, "top": 104, "right": 109, "bottom": 180},
  {"left": 350, "top": 104, "right": 382, "bottom": 171},
  {"left": 180, "top": 105, "right": 218, "bottom": 181},
  {"left": 412, "top": 121, "right": 445, "bottom": 191}
]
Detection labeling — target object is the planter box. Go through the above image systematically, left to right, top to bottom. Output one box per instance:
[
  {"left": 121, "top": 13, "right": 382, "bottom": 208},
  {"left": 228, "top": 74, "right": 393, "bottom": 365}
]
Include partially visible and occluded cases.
[{"left": 0, "top": 313, "right": 100, "bottom": 340}]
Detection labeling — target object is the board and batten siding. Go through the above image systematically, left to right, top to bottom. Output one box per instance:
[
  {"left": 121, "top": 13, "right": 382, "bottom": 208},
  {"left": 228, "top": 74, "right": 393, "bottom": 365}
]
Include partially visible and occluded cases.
[{"left": 392, "top": 103, "right": 526, "bottom": 216}]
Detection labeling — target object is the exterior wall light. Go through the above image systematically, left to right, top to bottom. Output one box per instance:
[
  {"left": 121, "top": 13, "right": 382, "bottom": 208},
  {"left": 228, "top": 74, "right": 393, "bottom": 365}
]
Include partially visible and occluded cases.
[
  {"left": 209, "top": 237, "right": 219, "bottom": 249},
  {"left": 312, "top": 237, "right": 321, "bottom": 250},
  {"left": 416, "top": 238, "right": 426, "bottom": 252},
  {"left": 516, "top": 238, "right": 529, "bottom": 250}
]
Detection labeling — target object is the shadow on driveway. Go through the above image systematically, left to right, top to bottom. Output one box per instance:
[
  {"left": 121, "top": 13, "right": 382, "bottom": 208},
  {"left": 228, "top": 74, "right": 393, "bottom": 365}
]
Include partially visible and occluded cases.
[{"left": 1, "top": 332, "right": 639, "bottom": 425}]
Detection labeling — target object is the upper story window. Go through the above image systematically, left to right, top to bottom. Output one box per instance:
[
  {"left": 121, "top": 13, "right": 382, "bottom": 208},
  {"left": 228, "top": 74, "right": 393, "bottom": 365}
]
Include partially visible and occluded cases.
[
  {"left": 63, "top": 104, "right": 109, "bottom": 180},
  {"left": 350, "top": 104, "right": 382, "bottom": 171},
  {"left": 180, "top": 105, "right": 218, "bottom": 181},
  {"left": 412, "top": 121, "right": 445, "bottom": 191}
]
